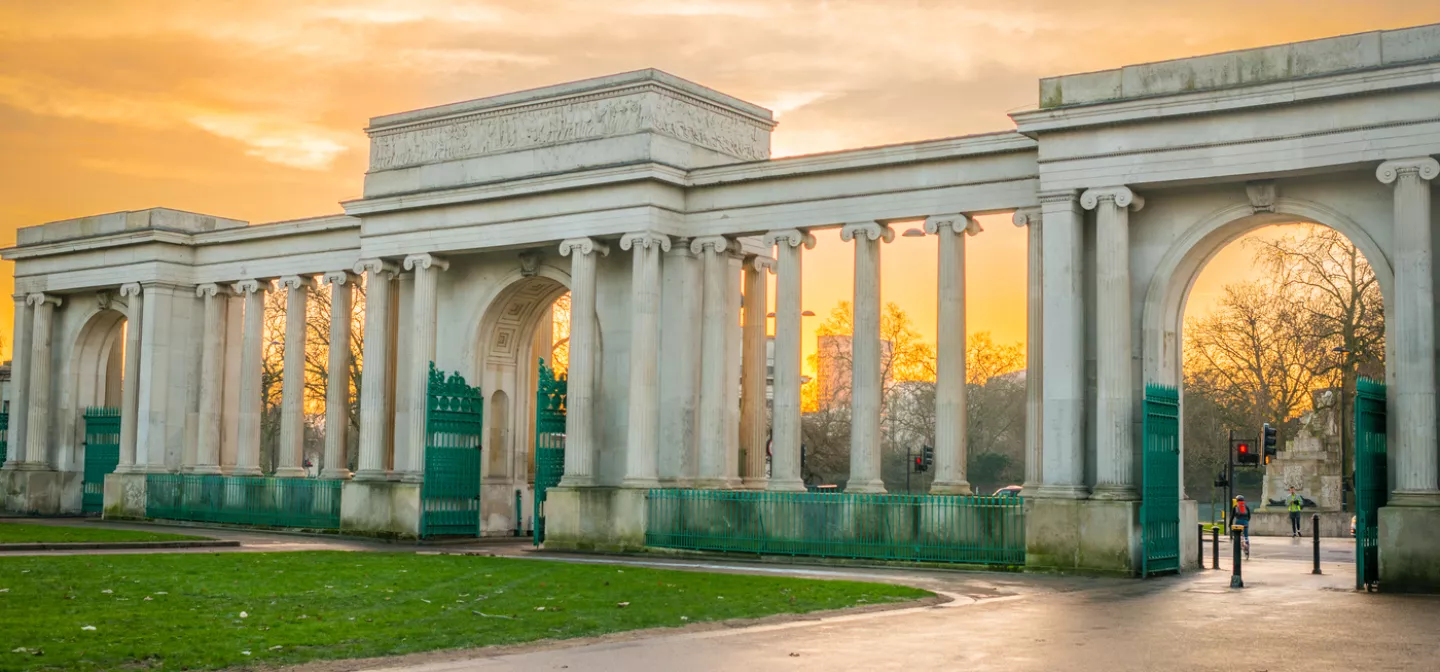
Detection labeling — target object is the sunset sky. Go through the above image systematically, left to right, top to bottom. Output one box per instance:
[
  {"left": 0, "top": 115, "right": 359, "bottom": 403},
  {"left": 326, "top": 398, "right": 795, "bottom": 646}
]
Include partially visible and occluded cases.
[{"left": 3, "top": 1, "right": 1438, "bottom": 364}]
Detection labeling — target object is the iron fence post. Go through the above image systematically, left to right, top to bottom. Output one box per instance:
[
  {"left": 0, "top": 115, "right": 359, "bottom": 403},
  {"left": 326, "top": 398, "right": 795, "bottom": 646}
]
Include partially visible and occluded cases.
[
  {"left": 1312, "top": 513, "right": 1322, "bottom": 575},
  {"left": 1197, "top": 523, "right": 1205, "bottom": 569},
  {"left": 1211, "top": 525, "right": 1219, "bottom": 570},
  {"left": 1230, "top": 526, "right": 1244, "bottom": 588}
]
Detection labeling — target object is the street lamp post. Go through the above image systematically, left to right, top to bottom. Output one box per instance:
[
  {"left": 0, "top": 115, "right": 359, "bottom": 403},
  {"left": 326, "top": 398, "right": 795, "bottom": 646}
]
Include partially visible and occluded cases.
[{"left": 1332, "top": 345, "right": 1353, "bottom": 511}]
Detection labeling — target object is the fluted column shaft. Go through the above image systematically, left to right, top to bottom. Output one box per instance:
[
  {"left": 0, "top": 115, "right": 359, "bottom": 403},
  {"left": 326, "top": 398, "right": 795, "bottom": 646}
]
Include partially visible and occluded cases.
[
  {"left": 1379, "top": 158, "right": 1440, "bottom": 501},
  {"left": 1083, "top": 187, "right": 1143, "bottom": 500},
  {"left": 1039, "top": 190, "right": 1087, "bottom": 497},
  {"left": 1014, "top": 209, "right": 1044, "bottom": 493},
  {"left": 929, "top": 215, "right": 979, "bottom": 495},
  {"left": 842, "top": 222, "right": 892, "bottom": 493},
  {"left": 766, "top": 231, "right": 812, "bottom": 491},
  {"left": 622, "top": 233, "right": 668, "bottom": 487},
  {"left": 694, "top": 236, "right": 738, "bottom": 488},
  {"left": 559, "top": 238, "right": 606, "bottom": 486},
  {"left": 658, "top": 243, "right": 702, "bottom": 485},
  {"left": 400, "top": 254, "right": 448, "bottom": 482},
  {"left": 740, "top": 255, "right": 772, "bottom": 489},
  {"left": 354, "top": 261, "right": 397, "bottom": 481},
  {"left": 322, "top": 271, "right": 355, "bottom": 479},
  {"left": 275, "top": 275, "right": 313, "bottom": 478},
  {"left": 230, "top": 281, "right": 268, "bottom": 475},
  {"left": 115, "top": 284, "right": 143, "bottom": 473},
  {"left": 193, "top": 284, "right": 228, "bottom": 474},
  {"left": 22, "top": 293, "right": 61, "bottom": 468},
  {"left": 4, "top": 295, "right": 32, "bottom": 469}
]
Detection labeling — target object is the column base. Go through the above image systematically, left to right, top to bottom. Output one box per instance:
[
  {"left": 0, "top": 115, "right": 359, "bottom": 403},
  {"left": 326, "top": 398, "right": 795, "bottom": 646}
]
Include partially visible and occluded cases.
[
  {"left": 7, "top": 461, "right": 49, "bottom": 472},
  {"left": 142, "top": 465, "right": 172, "bottom": 475},
  {"left": 190, "top": 465, "right": 223, "bottom": 475},
  {"left": 229, "top": 466, "right": 263, "bottom": 477},
  {"left": 273, "top": 467, "right": 307, "bottom": 479},
  {"left": 1, "top": 469, "right": 83, "bottom": 515},
  {"left": 319, "top": 469, "right": 353, "bottom": 481},
  {"left": 352, "top": 469, "right": 388, "bottom": 482},
  {"left": 103, "top": 472, "right": 149, "bottom": 519},
  {"left": 397, "top": 472, "right": 425, "bottom": 484},
  {"left": 558, "top": 475, "right": 596, "bottom": 488},
  {"left": 621, "top": 477, "right": 661, "bottom": 489},
  {"left": 694, "top": 477, "right": 740, "bottom": 490},
  {"left": 740, "top": 477, "right": 769, "bottom": 490},
  {"left": 767, "top": 478, "right": 807, "bottom": 492},
  {"left": 340, "top": 479, "right": 422, "bottom": 539},
  {"left": 845, "top": 479, "right": 887, "bottom": 494},
  {"left": 930, "top": 480, "right": 973, "bottom": 496},
  {"left": 1030, "top": 484, "right": 1091, "bottom": 499},
  {"left": 1090, "top": 484, "right": 1139, "bottom": 501},
  {"left": 540, "top": 486, "right": 648, "bottom": 552},
  {"left": 1388, "top": 491, "right": 1440, "bottom": 507},
  {"left": 1025, "top": 497, "right": 1140, "bottom": 576},
  {"left": 1379, "top": 503, "right": 1440, "bottom": 593}
]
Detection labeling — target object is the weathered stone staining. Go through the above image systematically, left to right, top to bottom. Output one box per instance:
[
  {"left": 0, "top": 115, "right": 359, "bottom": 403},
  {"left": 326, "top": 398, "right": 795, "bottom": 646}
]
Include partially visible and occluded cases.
[{"left": 3, "top": 24, "right": 1440, "bottom": 589}]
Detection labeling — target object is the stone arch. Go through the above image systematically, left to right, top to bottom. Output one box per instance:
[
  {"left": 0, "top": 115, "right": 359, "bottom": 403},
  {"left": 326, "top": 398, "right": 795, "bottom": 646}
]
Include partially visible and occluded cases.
[
  {"left": 1140, "top": 196, "right": 1395, "bottom": 495},
  {"left": 58, "top": 305, "right": 128, "bottom": 470}
]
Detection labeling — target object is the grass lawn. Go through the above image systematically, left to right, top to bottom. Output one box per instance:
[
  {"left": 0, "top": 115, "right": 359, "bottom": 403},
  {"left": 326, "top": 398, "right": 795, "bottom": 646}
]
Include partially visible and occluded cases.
[
  {"left": 0, "top": 522, "right": 208, "bottom": 544},
  {"left": 0, "top": 551, "right": 930, "bottom": 671}
]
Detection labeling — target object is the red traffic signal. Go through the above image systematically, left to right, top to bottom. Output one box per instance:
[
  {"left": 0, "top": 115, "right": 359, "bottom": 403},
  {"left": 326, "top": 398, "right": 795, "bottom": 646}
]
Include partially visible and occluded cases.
[{"left": 1237, "top": 443, "right": 1249, "bottom": 454}]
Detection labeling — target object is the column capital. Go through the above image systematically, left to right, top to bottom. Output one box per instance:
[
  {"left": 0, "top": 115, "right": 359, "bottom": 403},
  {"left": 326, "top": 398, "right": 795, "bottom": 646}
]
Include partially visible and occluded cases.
[
  {"left": 1377, "top": 157, "right": 1440, "bottom": 184},
  {"left": 1080, "top": 186, "right": 1144, "bottom": 211},
  {"left": 1012, "top": 207, "right": 1043, "bottom": 228},
  {"left": 924, "top": 214, "right": 982, "bottom": 236},
  {"left": 840, "top": 221, "right": 894, "bottom": 243},
  {"left": 764, "top": 229, "right": 816, "bottom": 249},
  {"left": 619, "top": 231, "right": 672, "bottom": 252},
  {"left": 690, "top": 235, "right": 735, "bottom": 256},
  {"left": 559, "top": 237, "right": 610, "bottom": 258},
  {"left": 403, "top": 252, "right": 450, "bottom": 272},
  {"left": 749, "top": 255, "right": 776, "bottom": 273},
  {"left": 354, "top": 258, "right": 400, "bottom": 277},
  {"left": 322, "top": 270, "right": 356, "bottom": 286},
  {"left": 277, "top": 275, "right": 316, "bottom": 291},
  {"left": 231, "top": 278, "right": 273, "bottom": 295},
  {"left": 138, "top": 280, "right": 192, "bottom": 293},
  {"left": 118, "top": 283, "right": 143, "bottom": 298},
  {"left": 195, "top": 283, "right": 229, "bottom": 298},
  {"left": 25, "top": 292, "right": 61, "bottom": 308}
]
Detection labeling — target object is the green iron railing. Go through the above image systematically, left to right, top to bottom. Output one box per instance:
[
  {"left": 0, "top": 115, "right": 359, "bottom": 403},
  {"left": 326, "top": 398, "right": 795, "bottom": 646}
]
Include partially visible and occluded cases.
[
  {"left": 534, "top": 357, "right": 566, "bottom": 546},
  {"left": 421, "top": 363, "right": 484, "bottom": 538},
  {"left": 1355, "top": 377, "right": 1387, "bottom": 591},
  {"left": 1141, "top": 384, "right": 1181, "bottom": 577},
  {"left": 82, "top": 407, "right": 122, "bottom": 514},
  {"left": 0, "top": 411, "right": 9, "bottom": 466},
  {"left": 145, "top": 474, "right": 342, "bottom": 529},
  {"left": 645, "top": 489, "right": 1025, "bottom": 566}
]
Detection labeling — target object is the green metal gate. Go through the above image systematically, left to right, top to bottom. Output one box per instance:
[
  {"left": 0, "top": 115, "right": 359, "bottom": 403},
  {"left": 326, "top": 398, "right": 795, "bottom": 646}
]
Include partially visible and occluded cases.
[
  {"left": 533, "top": 358, "right": 567, "bottom": 546},
  {"left": 420, "top": 363, "right": 484, "bottom": 538},
  {"left": 1355, "top": 378, "right": 1387, "bottom": 591},
  {"left": 1141, "top": 384, "right": 1181, "bottom": 577},
  {"left": 82, "top": 407, "right": 122, "bottom": 514},
  {"left": 0, "top": 410, "right": 9, "bottom": 467}
]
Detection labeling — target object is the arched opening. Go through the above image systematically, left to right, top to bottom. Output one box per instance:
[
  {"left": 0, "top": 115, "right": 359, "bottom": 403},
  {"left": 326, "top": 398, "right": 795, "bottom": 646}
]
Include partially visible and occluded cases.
[
  {"left": 1145, "top": 202, "right": 1392, "bottom": 562},
  {"left": 473, "top": 273, "right": 572, "bottom": 535},
  {"left": 64, "top": 305, "right": 128, "bottom": 513}
]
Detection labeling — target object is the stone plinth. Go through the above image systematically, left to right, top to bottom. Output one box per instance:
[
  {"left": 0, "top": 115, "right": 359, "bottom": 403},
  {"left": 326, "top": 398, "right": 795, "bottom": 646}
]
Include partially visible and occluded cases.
[
  {"left": 1261, "top": 395, "right": 1343, "bottom": 513},
  {"left": 1, "top": 469, "right": 82, "bottom": 515},
  {"left": 103, "top": 472, "right": 148, "bottom": 519},
  {"left": 340, "top": 481, "right": 422, "bottom": 539},
  {"left": 541, "top": 487, "right": 647, "bottom": 552},
  {"left": 1026, "top": 498, "right": 1144, "bottom": 576},
  {"left": 1379, "top": 505, "right": 1440, "bottom": 593},
  {"left": 1249, "top": 510, "right": 1351, "bottom": 537}
]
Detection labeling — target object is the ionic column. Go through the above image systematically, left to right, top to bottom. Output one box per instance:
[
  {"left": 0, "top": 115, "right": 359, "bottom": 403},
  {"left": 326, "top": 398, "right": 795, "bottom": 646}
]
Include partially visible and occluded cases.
[
  {"left": 1379, "top": 157, "right": 1440, "bottom": 501},
  {"left": 1082, "top": 186, "right": 1143, "bottom": 500},
  {"left": 1039, "top": 190, "right": 1087, "bottom": 498},
  {"left": 1013, "top": 208, "right": 1044, "bottom": 494},
  {"left": 928, "top": 214, "right": 982, "bottom": 495},
  {"left": 841, "top": 221, "right": 893, "bottom": 494},
  {"left": 765, "top": 230, "right": 814, "bottom": 491},
  {"left": 620, "top": 233, "right": 669, "bottom": 488},
  {"left": 693, "top": 235, "right": 739, "bottom": 489},
  {"left": 559, "top": 238, "right": 608, "bottom": 487},
  {"left": 658, "top": 242, "right": 703, "bottom": 485},
  {"left": 400, "top": 254, "right": 448, "bottom": 482},
  {"left": 740, "top": 255, "right": 773, "bottom": 489},
  {"left": 353, "top": 260, "right": 398, "bottom": 481},
  {"left": 321, "top": 271, "right": 356, "bottom": 480},
  {"left": 275, "top": 275, "right": 314, "bottom": 478},
  {"left": 230, "top": 280, "right": 268, "bottom": 476},
  {"left": 137, "top": 283, "right": 179, "bottom": 473},
  {"left": 192, "top": 283, "right": 228, "bottom": 474},
  {"left": 115, "top": 284, "right": 143, "bottom": 473},
  {"left": 21, "top": 293, "right": 61, "bottom": 469},
  {"left": 3, "top": 295, "right": 32, "bottom": 470}
]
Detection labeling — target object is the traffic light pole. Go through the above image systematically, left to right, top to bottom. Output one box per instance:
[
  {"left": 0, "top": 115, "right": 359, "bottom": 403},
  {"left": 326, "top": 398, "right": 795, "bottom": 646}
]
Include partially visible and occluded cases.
[
  {"left": 1226, "top": 429, "right": 1235, "bottom": 528},
  {"left": 906, "top": 445, "right": 913, "bottom": 493}
]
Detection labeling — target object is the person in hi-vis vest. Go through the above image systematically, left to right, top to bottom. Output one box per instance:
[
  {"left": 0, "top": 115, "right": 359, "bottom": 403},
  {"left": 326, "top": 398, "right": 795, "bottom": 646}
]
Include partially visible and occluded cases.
[{"left": 1286, "top": 487, "right": 1305, "bottom": 537}]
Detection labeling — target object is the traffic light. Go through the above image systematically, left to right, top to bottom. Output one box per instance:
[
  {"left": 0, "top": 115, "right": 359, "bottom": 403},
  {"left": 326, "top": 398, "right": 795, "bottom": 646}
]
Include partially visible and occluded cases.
[
  {"left": 1262, "top": 423, "right": 1278, "bottom": 464},
  {"left": 1234, "top": 438, "right": 1259, "bottom": 466},
  {"left": 922, "top": 445, "right": 935, "bottom": 472},
  {"left": 914, "top": 456, "right": 926, "bottom": 472},
  {"left": 1214, "top": 470, "right": 1229, "bottom": 488}
]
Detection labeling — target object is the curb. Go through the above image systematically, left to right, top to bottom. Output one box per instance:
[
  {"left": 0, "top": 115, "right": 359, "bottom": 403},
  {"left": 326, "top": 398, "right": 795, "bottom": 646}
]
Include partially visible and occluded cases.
[{"left": 0, "top": 540, "right": 241, "bottom": 552}]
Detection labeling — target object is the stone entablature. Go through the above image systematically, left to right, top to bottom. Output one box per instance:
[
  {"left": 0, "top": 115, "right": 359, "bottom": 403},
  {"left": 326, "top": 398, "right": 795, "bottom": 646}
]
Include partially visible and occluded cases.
[
  {"left": 1039, "top": 23, "right": 1440, "bottom": 109},
  {"left": 362, "top": 69, "right": 775, "bottom": 198},
  {"left": 17, "top": 208, "right": 247, "bottom": 246}
]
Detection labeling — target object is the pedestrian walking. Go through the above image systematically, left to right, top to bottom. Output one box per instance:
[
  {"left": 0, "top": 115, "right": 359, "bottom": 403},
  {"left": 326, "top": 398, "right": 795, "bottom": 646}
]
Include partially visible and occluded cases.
[
  {"left": 1287, "top": 487, "right": 1305, "bottom": 537},
  {"left": 1232, "top": 495, "right": 1252, "bottom": 559}
]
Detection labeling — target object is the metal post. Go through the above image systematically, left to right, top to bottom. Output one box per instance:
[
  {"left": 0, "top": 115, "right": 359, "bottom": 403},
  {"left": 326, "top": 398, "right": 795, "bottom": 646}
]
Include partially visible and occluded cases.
[
  {"left": 1226, "top": 429, "right": 1235, "bottom": 529},
  {"left": 906, "top": 444, "right": 912, "bottom": 493},
  {"left": 514, "top": 489, "right": 523, "bottom": 537},
  {"left": 1312, "top": 513, "right": 1322, "bottom": 575},
  {"left": 1197, "top": 523, "right": 1205, "bottom": 569},
  {"left": 1212, "top": 525, "right": 1220, "bottom": 571},
  {"left": 1230, "top": 526, "right": 1244, "bottom": 588}
]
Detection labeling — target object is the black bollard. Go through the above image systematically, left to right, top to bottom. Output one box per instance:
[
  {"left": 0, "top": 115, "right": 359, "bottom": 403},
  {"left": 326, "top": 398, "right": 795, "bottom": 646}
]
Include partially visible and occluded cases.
[
  {"left": 1312, "top": 513, "right": 1322, "bottom": 575},
  {"left": 1198, "top": 523, "right": 1206, "bottom": 569},
  {"left": 1212, "top": 526, "right": 1220, "bottom": 571},
  {"left": 1230, "top": 526, "right": 1244, "bottom": 588}
]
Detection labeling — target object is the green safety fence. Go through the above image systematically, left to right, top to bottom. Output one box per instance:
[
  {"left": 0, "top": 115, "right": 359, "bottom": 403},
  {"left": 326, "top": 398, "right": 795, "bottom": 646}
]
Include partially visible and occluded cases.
[
  {"left": 82, "top": 407, "right": 122, "bottom": 514},
  {"left": 145, "top": 474, "right": 342, "bottom": 529},
  {"left": 645, "top": 489, "right": 1025, "bottom": 566}
]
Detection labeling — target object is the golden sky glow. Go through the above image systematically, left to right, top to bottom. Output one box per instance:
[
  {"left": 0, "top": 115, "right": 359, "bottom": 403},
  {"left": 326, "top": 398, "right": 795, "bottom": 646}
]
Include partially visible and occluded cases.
[{"left": 3, "top": 1, "right": 1438, "bottom": 362}]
